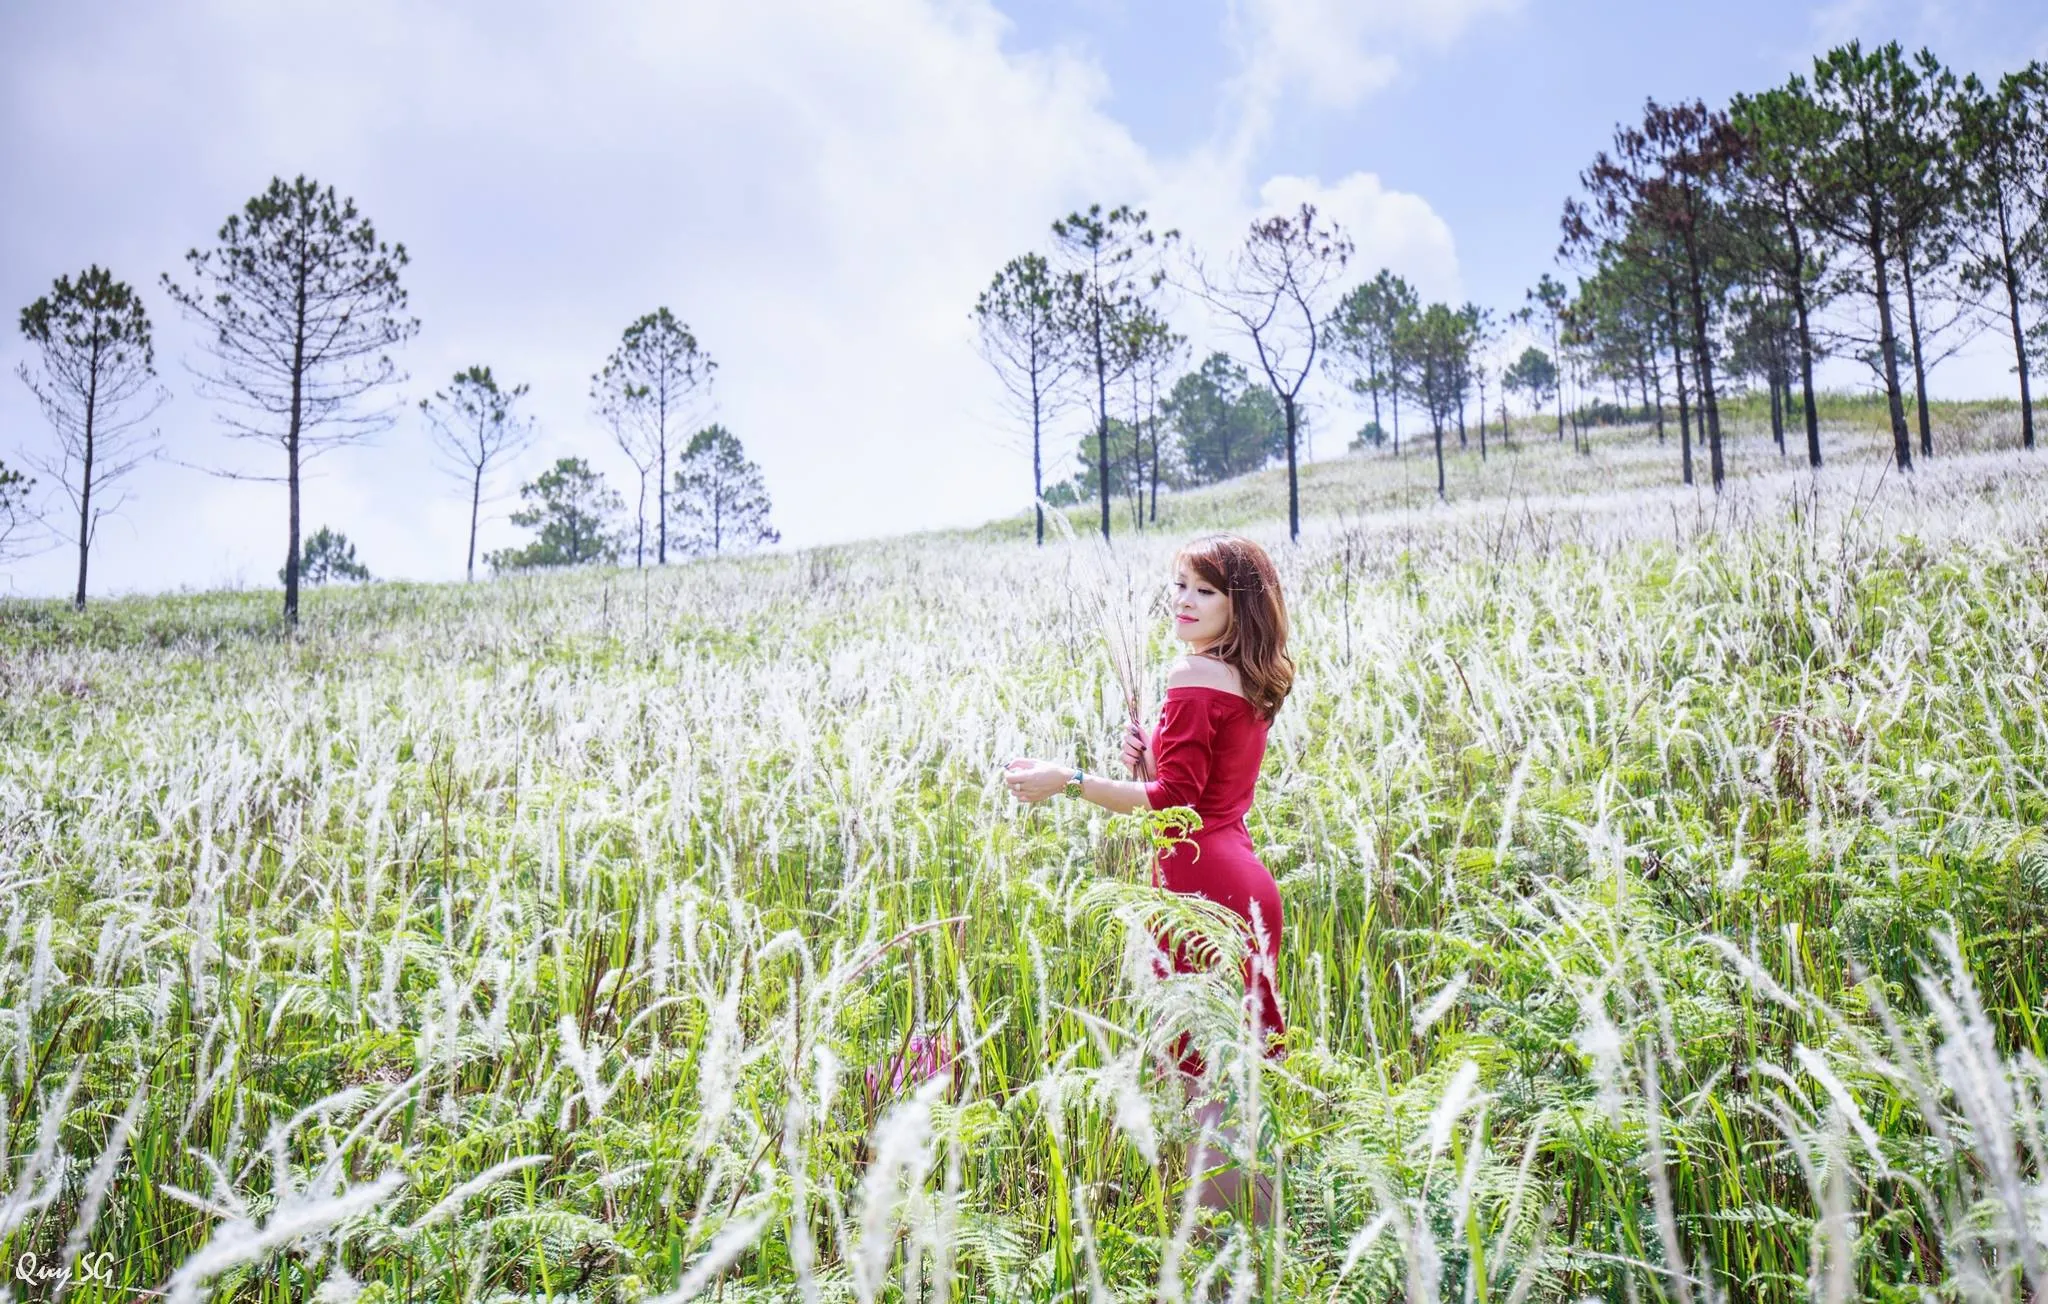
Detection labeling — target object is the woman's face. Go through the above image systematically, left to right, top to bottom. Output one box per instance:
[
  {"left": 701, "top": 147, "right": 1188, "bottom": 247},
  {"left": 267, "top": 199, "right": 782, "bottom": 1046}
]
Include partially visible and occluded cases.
[{"left": 1170, "top": 560, "right": 1230, "bottom": 650}]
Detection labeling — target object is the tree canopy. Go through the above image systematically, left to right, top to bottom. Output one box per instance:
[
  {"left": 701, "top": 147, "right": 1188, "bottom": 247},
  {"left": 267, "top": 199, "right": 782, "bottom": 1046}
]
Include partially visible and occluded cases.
[
  {"left": 17, "top": 264, "right": 166, "bottom": 609},
  {"left": 670, "top": 425, "right": 781, "bottom": 559},
  {"left": 485, "top": 457, "right": 623, "bottom": 573},
  {"left": 279, "top": 526, "right": 371, "bottom": 586}
]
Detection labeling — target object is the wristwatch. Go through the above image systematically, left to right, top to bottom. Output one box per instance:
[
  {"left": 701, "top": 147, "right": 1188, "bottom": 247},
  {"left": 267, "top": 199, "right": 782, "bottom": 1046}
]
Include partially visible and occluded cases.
[{"left": 1064, "top": 768, "right": 1085, "bottom": 796}]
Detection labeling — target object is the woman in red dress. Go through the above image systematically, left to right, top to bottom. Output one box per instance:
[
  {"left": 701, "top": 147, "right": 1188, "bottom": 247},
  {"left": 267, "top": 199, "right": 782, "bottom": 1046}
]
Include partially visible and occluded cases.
[{"left": 1002, "top": 532, "right": 1295, "bottom": 1218}]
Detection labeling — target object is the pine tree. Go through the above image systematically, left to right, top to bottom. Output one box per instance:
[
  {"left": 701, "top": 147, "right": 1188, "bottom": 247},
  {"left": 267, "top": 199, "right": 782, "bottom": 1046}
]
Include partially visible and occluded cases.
[
  {"left": 161, "top": 175, "right": 416, "bottom": 627},
  {"left": 1050, "top": 203, "right": 1176, "bottom": 543},
  {"left": 974, "top": 252, "right": 1081, "bottom": 546},
  {"left": 16, "top": 266, "right": 167, "bottom": 608},
  {"left": 591, "top": 309, "right": 713, "bottom": 565},
  {"left": 420, "top": 365, "right": 535, "bottom": 582},
  {"left": 669, "top": 425, "right": 781, "bottom": 558},
  {"left": 485, "top": 458, "right": 623, "bottom": 572},
  {"left": 279, "top": 526, "right": 370, "bottom": 585}
]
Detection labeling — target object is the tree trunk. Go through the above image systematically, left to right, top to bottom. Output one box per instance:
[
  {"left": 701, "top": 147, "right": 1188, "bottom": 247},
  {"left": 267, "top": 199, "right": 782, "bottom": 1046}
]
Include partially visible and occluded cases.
[
  {"left": 1995, "top": 201, "right": 2036, "bottom": 450},
  {"left": 1868, "top": 214, "right": 1913, "bottom": 470},
  {"left": 1683, "top": 240, "right": 1724, "bottom": 492},
  {"left": 1900, "top": 242, "right": 1933, "bottom": 458},
  {"left": 1790, "top": 249, "right": 1822, "bottom": 468},
  {"left": 285, "top": 267, "right": 308, "bottom": 630},
  {"left": 1794, "top": 296, "right": 1826, "bottom": 464},
  {"left": 1670, "top": 302, "right": 1694, "bottom": 487},
  {"left": 1095, "top": 306, "right": 1111, "bottom": 544},
  {"left": 1553, "top": 327, "right": 1565, "bottom": 442},
  {"left": 1693, "top": 327, "right": 1722, "bottom": 491},
  {"left": 1648, "top": 334, "right": 1667, "bottom": 443},
  {"left": 1634, "top": 339, "right": 1657, "bottom": 441},
  {"left": 74, "top": 341, "right": 100, "bottom": 611},
  {"left": 1570, "top": 357, "right": 1585, "bottom": 452},
  {"left": 1145, "top": 360, "right": 1160, "bottom": 523},
  {"left": 1769, "top": 362, "right": 1785, "bottom": 455},
  {"left": 1132, "top": 372, "right": 1147, "bottom": 530},
  {"left": 1032, "top": 377, "right": 1045, "bottom": 546},
  {"left": 1478, "top": 377, "right": 1488, "bottom": 462},
  {"left": 657, "top": 385, "right": 669, "bottom": 565},
  {"left": 1391, "top": 390, "right": 1402, "bottom": 457},
  {"left": 1456, "top": 392, "right": 1467, "bottom": 450},
  {"left": 1283, "top": 393, "right": 1300, "bottom": 542},
  {"left": 1148, "top": 404, "right": 1161, "bottom": 524},
  {"left": 1433, "top": 417, "right": 1445, "bottom": 500},
  {"left": 467, "top": 465, "right": 483, "bottom": 582},
  {"left": 634, "top": 470, "right": 648, "bottom": 567}
]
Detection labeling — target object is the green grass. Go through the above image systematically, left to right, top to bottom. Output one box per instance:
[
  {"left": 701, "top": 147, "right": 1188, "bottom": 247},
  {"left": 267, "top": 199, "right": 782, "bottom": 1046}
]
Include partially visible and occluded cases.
[{"left": 1, "top": 406, "right": 2046, "bottom": 1301}]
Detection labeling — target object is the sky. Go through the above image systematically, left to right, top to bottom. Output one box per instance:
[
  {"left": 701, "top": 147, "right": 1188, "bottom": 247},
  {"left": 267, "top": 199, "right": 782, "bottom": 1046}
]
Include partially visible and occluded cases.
[{"left": 2, "top": 0, "right": 2044, "bottom": 599}]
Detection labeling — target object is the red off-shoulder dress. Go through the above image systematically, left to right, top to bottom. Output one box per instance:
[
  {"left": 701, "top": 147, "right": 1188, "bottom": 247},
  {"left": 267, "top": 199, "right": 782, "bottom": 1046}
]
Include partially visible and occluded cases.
[{"left": 1143, "top": 683, "right": 1286, "bottom": 1077}]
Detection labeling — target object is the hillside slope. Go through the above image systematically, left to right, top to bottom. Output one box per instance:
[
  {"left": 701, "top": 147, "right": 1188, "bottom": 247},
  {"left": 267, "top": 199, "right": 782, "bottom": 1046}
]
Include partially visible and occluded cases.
[{"left": 0, "top": 402, "right": 2044, "bottom": 1301}]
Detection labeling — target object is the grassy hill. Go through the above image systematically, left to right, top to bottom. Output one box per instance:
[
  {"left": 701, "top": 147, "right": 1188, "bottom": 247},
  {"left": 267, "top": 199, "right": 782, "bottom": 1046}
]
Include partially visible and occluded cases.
[
  {"left": 956, "top": 391, "right": 2034, "bottom": 546},
  {"left": 1, "top": 396, "right": 2046, "bottom": 1301}
]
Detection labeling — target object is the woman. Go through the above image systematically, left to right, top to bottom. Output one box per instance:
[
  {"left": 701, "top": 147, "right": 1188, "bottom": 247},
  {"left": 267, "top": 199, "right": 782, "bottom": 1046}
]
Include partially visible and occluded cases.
[{"left": 1002, "top": 532, "right": 1294, "bottom": 1218}]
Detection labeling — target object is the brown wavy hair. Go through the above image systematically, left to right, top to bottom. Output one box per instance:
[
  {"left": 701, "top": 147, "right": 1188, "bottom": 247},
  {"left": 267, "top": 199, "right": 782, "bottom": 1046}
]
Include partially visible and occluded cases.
[{"left": 1173, "top": 533, "right": 1294, "bottom": 724}]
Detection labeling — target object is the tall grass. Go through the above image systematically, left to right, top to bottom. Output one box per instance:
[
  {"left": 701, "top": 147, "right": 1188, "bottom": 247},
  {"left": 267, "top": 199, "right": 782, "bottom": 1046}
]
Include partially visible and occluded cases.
[{"left": 0, "top": 431, "right": 2046, "bottom": 1300}]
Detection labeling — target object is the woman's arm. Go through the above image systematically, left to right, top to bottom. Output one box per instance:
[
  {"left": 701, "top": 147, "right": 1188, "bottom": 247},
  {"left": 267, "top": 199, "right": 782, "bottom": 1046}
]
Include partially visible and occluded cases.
[
  {"left": 1002, "top": 679, "right": 1209, "bottom": 815},
  {"left": 1000, "top": 759, "right": 1158, "bottom": 814},
  {"left": 1074, "top": 773, "right": 1154, "bottom": 817}
]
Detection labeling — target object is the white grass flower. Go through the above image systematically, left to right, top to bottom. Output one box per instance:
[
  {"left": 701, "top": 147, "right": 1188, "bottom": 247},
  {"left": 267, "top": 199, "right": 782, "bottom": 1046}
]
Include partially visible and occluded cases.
[
  {"left": 25, "top": 916, "right": 58, "bottom": 1015},
  {"left": 1411, "top": 969, "right": 1468, "bottom": 1038},
  {"left": 1571, "top": 986, "right": 1626, "bottom": 1124},
  {"left": 1419, "top": 1059, "right": 1482, "bottom": 1176},
  {"left": 850, "top": 1076, "right": 945, "bottom": 1302},
  {"left": 400, "top": 1154, "right": 550, "bottom": 1234},
  {"left": 161, "top": 1170, "right": 405, "bottom": 1304},
  {"left": 645, "top": 1208, "right": 774, "bottom": 1303}
]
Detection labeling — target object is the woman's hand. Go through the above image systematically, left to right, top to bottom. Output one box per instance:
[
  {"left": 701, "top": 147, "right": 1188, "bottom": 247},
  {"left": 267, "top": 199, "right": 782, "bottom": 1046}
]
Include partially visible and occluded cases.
[
  {"left": 1120, "top": 719, "right": 1154, "bottom": 781},
  {"left": 1002, "top": 758, "right": 1068, "bottom": 804}
]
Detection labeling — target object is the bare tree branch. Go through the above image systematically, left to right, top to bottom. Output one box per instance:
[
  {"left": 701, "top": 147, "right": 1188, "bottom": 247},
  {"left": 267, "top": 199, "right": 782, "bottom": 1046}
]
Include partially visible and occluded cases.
[{"left": 1178, "top": 201, "right": 1351, "bottom": 540}]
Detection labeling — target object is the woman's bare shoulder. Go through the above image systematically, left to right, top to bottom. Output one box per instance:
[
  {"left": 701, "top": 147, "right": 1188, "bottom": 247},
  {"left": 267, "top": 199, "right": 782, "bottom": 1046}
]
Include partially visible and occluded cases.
[{"left": 1166, "top": 653, "right": 1244, "bottom": 696}]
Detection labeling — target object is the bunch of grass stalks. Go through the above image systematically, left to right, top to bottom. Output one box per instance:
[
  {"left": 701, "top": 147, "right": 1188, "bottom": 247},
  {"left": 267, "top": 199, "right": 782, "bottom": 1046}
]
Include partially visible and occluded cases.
[{"left": 1038, "top": 496, "right": 1187, "bottom": 891}]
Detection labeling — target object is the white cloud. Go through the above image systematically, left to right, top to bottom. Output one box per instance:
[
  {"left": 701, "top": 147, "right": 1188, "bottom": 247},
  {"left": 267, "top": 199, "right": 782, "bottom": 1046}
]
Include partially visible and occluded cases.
[
  {"left": 0, "top": 0, "right": 1470, "bottom": 598},
  {"left": 1222, "top": 0, "right": 1521, "bottom": 119},
  {"left": 1227, "top": 0, "right": 1401, "bottom": 110},
  {"left": 1255, "top": 172, "right": 1461, "bottom": 303}
]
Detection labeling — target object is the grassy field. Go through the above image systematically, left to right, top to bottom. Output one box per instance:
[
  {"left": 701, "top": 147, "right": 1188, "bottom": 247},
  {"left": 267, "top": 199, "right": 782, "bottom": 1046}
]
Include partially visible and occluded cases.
[
  {"left": 959, "top": 390, "right": 2035, "bottom": 547},
  {"left": 2, "top": 400, "right": 2047, "bottom": 1301}
]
